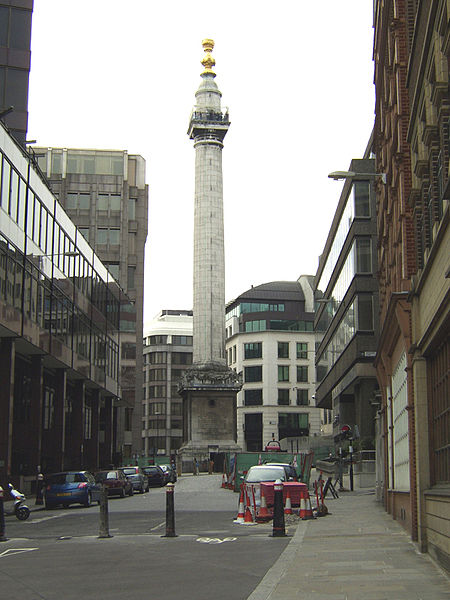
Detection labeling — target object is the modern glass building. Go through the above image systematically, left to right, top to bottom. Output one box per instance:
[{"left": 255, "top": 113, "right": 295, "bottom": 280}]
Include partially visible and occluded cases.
[
  {"left": 0, "top": 121, "right": 131, "bottom": 488},
  {"left": 314, "top": 157, "right": 379, "bottom": 459}
]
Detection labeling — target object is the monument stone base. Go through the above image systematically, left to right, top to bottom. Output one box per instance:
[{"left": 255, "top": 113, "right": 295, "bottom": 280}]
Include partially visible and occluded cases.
[{"left": 177, "top": 363, "right": 242, "bottom": 472}]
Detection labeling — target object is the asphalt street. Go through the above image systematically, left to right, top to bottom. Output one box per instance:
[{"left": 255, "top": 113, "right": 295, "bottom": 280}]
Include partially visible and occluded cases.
[{"left": 0, "top": 474, "right": 291, "bottom": 600}]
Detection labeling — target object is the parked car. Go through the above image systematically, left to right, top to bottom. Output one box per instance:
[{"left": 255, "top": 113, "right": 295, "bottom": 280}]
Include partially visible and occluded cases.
[
  {"left": 264, "top": 462, "right": 298, "bottom": 481},
  {"left": 159, "top": 464, "right": 177, "bottom": 483},
  {"left": 142, "top": 465, "right": 166, "bottom": 487},
  {"left": 244, "top": 465, "right": 287, "bottom": 507},
  {"left": 119, "top": 466, "right": 149, "bottom": 493},
  {"left": 94, "top": 470, "right": 134, "bottom": 497},
  {"left": 44, "top": 471, "right": 101, "bottom": 509}
]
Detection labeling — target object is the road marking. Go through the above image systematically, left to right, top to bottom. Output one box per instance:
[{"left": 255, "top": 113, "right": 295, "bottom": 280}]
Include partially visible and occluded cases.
[
  {"left": 28, "top": 514, "right": 66, "bottom": 524},
  {"left": 150, "top": 521, "right": 165, "bottom": 531},
  {"left": 196, "top": 537, "right": 237, "bottom": 544},
  {"left": 0, "top": 548, "right": 38, "bottom": 558}
]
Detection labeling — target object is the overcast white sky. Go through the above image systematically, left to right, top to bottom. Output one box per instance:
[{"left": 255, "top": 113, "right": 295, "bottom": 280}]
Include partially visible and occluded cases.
[{"left": 27, "top": 1, "right": 375, "bottom": 327}]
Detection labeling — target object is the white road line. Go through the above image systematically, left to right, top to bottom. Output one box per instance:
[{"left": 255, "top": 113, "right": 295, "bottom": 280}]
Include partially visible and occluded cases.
[
  {"left": 27, "top": 514, "right": 66, "bottom": 524},
  {"left": 150, "top": 521, "right": 165, "bottom": 531}
]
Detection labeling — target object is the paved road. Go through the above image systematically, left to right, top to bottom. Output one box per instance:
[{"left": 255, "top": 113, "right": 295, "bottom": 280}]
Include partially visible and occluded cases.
[{"left": 1, "top": 475, "right": 291, "bottom": 600}]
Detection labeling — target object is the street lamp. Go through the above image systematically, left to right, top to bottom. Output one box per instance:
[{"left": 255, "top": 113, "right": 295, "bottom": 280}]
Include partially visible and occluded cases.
[{"left": 328, "top": 170, "right": 387, "bottom": 184}]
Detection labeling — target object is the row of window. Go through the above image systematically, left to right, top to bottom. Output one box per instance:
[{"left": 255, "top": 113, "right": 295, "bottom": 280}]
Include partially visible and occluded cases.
[
  {"left": 243, "top": 319, "right": 314, "bottom": 333},
  {"left": 144, "top": 335, "right": 193, "bottom": 346},
  {"left": 227, "top": 341, "right": 309, "bottom": 364},
  {"left": 144, "top": 351, "right": 193, "bottom": 365},
  {"left": 244, "top": 365, "right": 309, "bottom": 383},
  {"left": 244, "top": 388, "right": 309, "bottom": 406},
  {"left": 145, "top": 402, "right": 183, "bottom": 416}
]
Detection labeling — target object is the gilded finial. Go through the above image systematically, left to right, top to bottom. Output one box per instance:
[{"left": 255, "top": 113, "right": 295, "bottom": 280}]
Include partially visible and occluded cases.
[{"left": 201, "top": 38, "right": 216, "bottom": 76}]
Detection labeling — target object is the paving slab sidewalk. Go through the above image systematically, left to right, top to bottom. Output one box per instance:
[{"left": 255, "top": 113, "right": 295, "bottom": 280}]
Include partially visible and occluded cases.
[{"left": 248, "top": 490, "right": 450, "bottom": 600}]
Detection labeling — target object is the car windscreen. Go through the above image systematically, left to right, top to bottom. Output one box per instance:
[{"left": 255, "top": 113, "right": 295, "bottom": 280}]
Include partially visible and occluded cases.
[
  {"left": 245, "top": 468, "right": 286, "bottom": 483},
  {"left": 121, "top": 469, "right": 136, "bottom": 476},
  {"left": 46, "top": 473, "right": 85, "bottom": 484}
]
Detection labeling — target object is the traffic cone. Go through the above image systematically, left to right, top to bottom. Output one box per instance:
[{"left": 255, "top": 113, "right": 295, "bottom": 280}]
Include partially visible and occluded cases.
[
  {"left": 221, "top": 473, "right": 226, "bottom": 488},
  {"left": 233, "top": 487, "right": 245, "bottom": 523},
  {"left": 256, "top": 488, "right": 271, "bottom": 522},
  {"left": 301, "top": 489, "right": 315, "bottom": 520},
  {"left": 284, "top": 490, "right": 293, "bottom": 515},
  {"left": 299, "top": 490, "right": 307, "bottom": 518},
  {"left": 244, "top": 505, "right": 254, "bottom": 524}
]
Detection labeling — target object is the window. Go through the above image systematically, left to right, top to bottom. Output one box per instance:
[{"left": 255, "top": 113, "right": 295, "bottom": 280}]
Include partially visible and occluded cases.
[
  {"left": 353, "top": 181, "right": 370, "bottom": 217},
  {"left": 129, "top": 198, "right": 136, "bottom": 220},
  {"left": 78, "top": 228, "right": 89, "bottom": 242},
  {"left": 356, "top": 238, "right": 372, "bottom": 272},
  {"left": 105, "top": 262, "right": 119, "bottom": 280},
  {"left": 127, "top": 266, "right": 136, "bottom": 289},
  {"left": 356, "top": 295, "right": 373, "bottom": 331},
  {"left": 244, "top": 320, "right": 266, "bottom": 332},
  {"left": 149, "top": 335, "right": 167, "bottom": 345},
  {"left": 172, "top": 335, "right": 193, "bottom": 346},
  {"left": 278, "top": 341, "right": 289, "bottom": 358},
  {"left": 121, "top": 342, "right": 136, "bottom": 359},
  {"left": 244, "top": 342, "right": 262, "bottom": 359},
  {"left": 296, "top": 342, "right": 308, "bottom": 359},
  {"left": 148, "top": 352, "right": 167, "bottom": 364},
  {"left": 172, "top": 352, "right": 192, "bottom": 365},
  {"left": 278, "top": 365, "right": 289, "bottom": 382},
  {"left": 244, "top": 366, "right": 262, "bottom": 382},
  {"left": 297, "top": 366, "right": 308, "bottom": 382},
  {"left": 149, "top": 368, "right": 166, "bottom": 381},
  {"left": 149, "top": 385, "right": 165, "bottom": 398},
  {"left": 43, "top": 387, "right": 55, "bottom": 430},
  {"left": 244, "top": 389, "right": 263, "bottom": 406},
  {"left": 278, "top": 389, "right": 290, "bottom": 405},
  {"left": 296, "top": 389, "right": 308, "bottom": 405},
  {"left": 149, "top": 402, "right": 165, "bottom": 415},
  {"left": 171, "top": 402, "right": 182, "bottom": 416},
  {"left": 279, "top": 412, "right": 309, "bottom": 437}
]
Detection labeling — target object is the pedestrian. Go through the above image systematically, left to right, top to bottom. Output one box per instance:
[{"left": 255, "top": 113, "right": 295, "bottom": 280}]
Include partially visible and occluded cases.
[
  {"left": 194, "top": 457, "right": 199, "bottom": 475},
  {"left": 208, "top": 459, "right": 214, "bottom": 475}
]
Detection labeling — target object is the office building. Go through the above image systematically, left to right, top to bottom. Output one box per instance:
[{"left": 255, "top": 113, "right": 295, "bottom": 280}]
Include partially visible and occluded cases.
[
  {"left": 0, "top": 0, "right": 33, "bottom": 145},
  {"left": 373, "top": 0, "right": 450, "bottom": 571},
  {"left": 0, "top": 121, "right": 129, "bottom": 487},
  {"left": 33, "top": 146, "right": 148, "bottom": 462},
  {"left": 314, "top": 157, "right": 380, "bottom": 487},
  {"left": 225, "top": 277, "right": 321, "bottom": 452},
  {"left": 142, "top": 310, "right": 193, "bottom": 458}
]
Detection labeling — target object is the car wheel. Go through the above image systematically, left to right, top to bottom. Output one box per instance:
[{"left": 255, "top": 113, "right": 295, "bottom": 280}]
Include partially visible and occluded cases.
[
  {"left": 140, "top": 484, "right": 145, "bottom": 494},
  {"left": 145, "top": 484, "right": 150, "bottom": 492},
  {"left": 128, "top": 486, "right": 133, "bottom": 496},
  {"left": 83, "top": 492, "right": 92, "bottom": 508}
]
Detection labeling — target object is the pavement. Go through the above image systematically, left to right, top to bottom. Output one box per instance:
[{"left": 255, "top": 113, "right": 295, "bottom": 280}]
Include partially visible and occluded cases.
[{"left": 248, "top": 489, "right": 450, "bottom": 600}]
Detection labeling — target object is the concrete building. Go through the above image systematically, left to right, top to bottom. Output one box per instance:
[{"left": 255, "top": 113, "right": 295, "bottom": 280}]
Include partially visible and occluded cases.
[
  {"left": 0, "top": 0, "right": 33, "bottom": 145},
  {"left": 373, "top": 0, "right": 449, "bottom": 572},
  {"left": 178, "top": 39, "right": 241, "bottom": 465},
  {"left": 0, "top": 121, "right": 129, "bottom": 488},
  {"left": 32, "top": 146, "right": 148, "bottom": 463},
  {"left": 314, "top": 157, "right": 380, "bottom": 487},
  {"left": 225, "top": 277, "right": 322, "bottom": 453},
  {"left": 142, "top": 310, "right": 193, "bottom": 459}
]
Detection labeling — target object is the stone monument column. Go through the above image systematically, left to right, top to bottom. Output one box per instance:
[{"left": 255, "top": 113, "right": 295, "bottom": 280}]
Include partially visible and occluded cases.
[{"left": 178, "top": 40, "right": 241, "bottom": 469}]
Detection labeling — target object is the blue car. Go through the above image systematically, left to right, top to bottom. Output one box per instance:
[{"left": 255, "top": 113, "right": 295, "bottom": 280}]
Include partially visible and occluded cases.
[{"left": 44, "top": 471, "right": 101, "bottom": 509}]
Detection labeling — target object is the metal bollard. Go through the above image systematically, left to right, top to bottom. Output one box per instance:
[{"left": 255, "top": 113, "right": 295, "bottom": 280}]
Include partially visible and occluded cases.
[
  {"left": 270, "top": 479, "right": 286, "bottom": 537},
  {"left": 162, "top": 482, "right": 177, "bottom": 537},
  {"left": 98, "top": 485, "right": 112, "bottom": 539},
  {"left": 0, "top": 486, "right": 7, "bottom": 542}
]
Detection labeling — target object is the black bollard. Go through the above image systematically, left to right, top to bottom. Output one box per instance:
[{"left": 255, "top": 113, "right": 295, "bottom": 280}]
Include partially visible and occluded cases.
[
  {"left": 271, "top": 479, "right": 286, "bottom": 537},
  {"left": 162, "top": 482, "right": 177, "bottom": 537},
  {"left": 98, "top": 485, "right": 112, "bottom": 539},
  {"left": 0, "top": 486, "right": 7, "bottom": 542}
]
